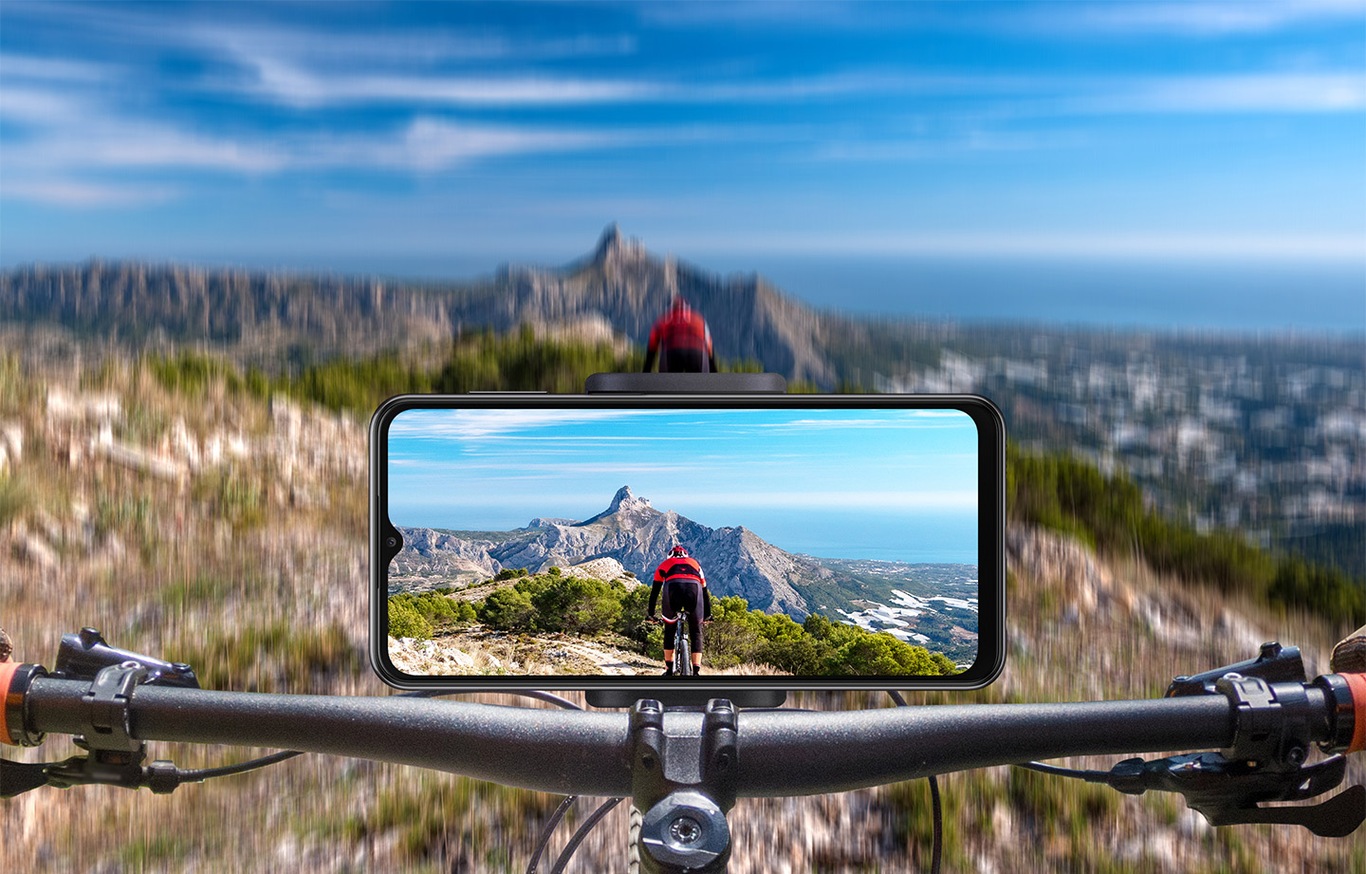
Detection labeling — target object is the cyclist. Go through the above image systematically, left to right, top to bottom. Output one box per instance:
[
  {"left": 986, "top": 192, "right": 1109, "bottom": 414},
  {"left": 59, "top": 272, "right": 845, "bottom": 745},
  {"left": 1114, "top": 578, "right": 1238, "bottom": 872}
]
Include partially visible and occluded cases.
[
  {"left": 642, "top": 297, "right": 716, "bottom": 373},
  {"left": 647, "top": 544, "right": 712, "bottom": 675}
]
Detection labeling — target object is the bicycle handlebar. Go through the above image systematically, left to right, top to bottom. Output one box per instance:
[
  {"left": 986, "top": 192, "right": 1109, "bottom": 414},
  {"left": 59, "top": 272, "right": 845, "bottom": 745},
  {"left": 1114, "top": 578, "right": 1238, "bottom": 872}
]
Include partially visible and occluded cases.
[
  {"left": 6, "top": 633, "right": 1366, "bottom": 872},
  {"left": 10, "top": 670, "right": 1351, "bottom": 798},
  {"left": 23, "top": 677, "right": 631, "bottom": 796}
]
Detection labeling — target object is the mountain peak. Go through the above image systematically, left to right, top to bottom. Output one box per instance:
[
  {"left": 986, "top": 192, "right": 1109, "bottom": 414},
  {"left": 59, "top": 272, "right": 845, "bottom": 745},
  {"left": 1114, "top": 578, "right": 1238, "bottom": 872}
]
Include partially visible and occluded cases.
[
  {"left": 593, "top": 223, "right": 643, "bottom": 264},
  {"left": 607, "top": 484, "right": 651, "bottom": 514},
  {"left": 573, "top": 485, "right": 657, "bottom": 528}
]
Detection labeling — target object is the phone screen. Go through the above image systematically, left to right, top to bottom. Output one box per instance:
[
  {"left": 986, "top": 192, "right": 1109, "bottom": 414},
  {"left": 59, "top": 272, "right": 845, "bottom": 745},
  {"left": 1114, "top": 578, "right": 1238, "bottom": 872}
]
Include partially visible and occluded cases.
[{"left": 371, "top": 394, "right": 1003, "bottom": 690}]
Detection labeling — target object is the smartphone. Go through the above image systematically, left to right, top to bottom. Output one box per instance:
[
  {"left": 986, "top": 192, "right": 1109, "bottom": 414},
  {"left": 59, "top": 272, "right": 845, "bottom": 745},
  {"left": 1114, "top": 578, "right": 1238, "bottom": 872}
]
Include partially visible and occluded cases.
[{"left": 370, "top": 393, "right": 1004, "bottom": 691}]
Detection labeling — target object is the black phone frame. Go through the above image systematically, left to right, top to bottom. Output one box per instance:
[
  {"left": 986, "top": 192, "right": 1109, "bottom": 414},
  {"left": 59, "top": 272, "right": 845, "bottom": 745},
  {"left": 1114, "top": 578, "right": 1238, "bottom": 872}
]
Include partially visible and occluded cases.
[{"left": 369, "top": 382, "right": 1006, "bottom": 699}]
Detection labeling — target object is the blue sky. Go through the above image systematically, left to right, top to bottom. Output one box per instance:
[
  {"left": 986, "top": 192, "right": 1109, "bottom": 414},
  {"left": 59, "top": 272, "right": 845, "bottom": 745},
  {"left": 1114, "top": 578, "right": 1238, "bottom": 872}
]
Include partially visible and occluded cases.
[
  {"left": 2, "top": 2, "right": 1363, "bottom": 328},
  {"left": 387, "top": 407, "right": 978, "bottom": 561}
]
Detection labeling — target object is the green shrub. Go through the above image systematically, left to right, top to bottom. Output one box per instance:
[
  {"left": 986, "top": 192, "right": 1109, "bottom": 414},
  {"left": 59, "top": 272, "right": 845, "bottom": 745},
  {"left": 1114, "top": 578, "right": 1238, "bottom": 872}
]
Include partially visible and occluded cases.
[
  {"left": 1008, "top": 447, "right": 1366, "bottom": 631},
  {"left": 528, "top": 575, "right": 622, "bottom": 635},
  {"left": 616, "top": 585, "right": 655, "bottom": 643},
  {"left": 478, "top": 587, "right": 536, "bottom": 631},
  {"left": 388, "top": 591, "right": 478, "bottom": 632},
  {"left": 705, "top": 594, "right": 955, "bottom": 676},
  {"left": 388, "top": 599, "right": 432, "bottom": 640}
]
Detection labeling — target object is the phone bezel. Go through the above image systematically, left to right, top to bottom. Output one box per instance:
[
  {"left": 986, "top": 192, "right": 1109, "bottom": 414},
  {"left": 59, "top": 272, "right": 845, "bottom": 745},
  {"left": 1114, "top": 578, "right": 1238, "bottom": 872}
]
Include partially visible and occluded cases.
[{"left": 370, "top": 392, "right": 1005, "bottom": 691}]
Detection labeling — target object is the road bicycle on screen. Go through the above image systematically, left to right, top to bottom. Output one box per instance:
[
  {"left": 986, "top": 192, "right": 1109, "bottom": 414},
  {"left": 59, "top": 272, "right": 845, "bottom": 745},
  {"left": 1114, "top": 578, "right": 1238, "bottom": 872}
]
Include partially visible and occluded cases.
[{"left": 2, "top": 627, "right": 1364, "bottom": 874}]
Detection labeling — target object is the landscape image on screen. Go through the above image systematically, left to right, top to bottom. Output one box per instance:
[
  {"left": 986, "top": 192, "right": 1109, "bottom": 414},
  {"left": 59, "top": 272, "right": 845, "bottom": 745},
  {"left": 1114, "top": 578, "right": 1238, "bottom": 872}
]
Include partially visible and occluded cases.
[{"left": 384, "top": 407, "right": 979, "bottom": 677}]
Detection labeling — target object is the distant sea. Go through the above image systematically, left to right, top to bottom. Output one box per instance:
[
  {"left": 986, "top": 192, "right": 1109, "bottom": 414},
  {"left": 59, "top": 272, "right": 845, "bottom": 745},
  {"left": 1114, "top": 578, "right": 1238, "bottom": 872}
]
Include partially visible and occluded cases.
[
  {"left": 173, "top": 251, "right": 1366, "bottom": 335},
  {"left": 733, "top": 255, "right": 1366, "bottom": 335},
  {"left": 724, "top": 508, "right": 979, "bottom": 565}
]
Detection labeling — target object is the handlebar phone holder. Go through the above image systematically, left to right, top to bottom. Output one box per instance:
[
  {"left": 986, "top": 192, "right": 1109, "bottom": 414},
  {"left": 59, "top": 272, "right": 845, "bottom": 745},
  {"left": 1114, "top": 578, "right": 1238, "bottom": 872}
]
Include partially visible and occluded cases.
[
  {"left": 583, "top": 372, "right": 788, "bottom": 711},
  {"left": 583, "top": 372, "right": 787, "bottom": 394}
]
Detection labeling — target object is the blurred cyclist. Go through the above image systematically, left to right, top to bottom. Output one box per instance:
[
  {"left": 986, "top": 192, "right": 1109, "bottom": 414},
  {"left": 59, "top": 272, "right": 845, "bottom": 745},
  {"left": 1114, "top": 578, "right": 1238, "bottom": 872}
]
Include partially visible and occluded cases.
[
  {"left": 643, "top": 297, "right": 716, "bottom": 373},
  {"left": 647, "top": 544, "right": 712, "bottom": 675}
]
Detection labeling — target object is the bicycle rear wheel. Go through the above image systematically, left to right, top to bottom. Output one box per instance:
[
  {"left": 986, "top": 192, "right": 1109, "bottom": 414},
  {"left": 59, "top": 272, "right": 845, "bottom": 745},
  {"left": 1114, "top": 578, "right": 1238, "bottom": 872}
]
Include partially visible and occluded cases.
[{"left": 674, "top": 614, "right": 692, "bottom": 677}]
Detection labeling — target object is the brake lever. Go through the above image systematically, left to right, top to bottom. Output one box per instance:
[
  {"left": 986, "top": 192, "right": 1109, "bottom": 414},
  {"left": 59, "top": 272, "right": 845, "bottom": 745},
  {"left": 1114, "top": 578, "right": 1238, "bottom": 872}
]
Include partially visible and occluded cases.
[
  {"left": 52, "top": 627, "right": 199, "bottom": 688},
  {"left": 1103, "top": 752, "right": 1364, "bottom": 837},
  {"left": 0, "top": 758, "right": 54, "bottom": 797}
]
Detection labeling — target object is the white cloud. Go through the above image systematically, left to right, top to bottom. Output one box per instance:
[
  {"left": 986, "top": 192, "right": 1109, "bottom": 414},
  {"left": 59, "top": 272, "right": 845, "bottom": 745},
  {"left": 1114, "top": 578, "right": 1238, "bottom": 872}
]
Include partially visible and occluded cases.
[
  {"left": 1050, "top": 0, "right": 1366, "bottom": 36},
  {"left": 204, "top": 23, "right": 636, "bottom": 67},
  {"left": 0, "top": 53, "right": 109, "bottom": 83},
  {"left": 220, "top": 57, "right": 906, "bottom": 110},
  {"left": 1074, "top": 73, "right": 1366, "bottom": 114},
  {"left": 0, "top": 85, "right": 88, "bottom": 124},
  {"left": 4, "top": 115, "right": 285, "bottom": 175},
  {"left": 813, "top": 127, "right": 1093, "bottom": 162},
  {"left": 0, "top": 178, "right": 178, "bottom": 207},
  {"left": 389, "top": 409, "right": 657, "bottom": 441}
]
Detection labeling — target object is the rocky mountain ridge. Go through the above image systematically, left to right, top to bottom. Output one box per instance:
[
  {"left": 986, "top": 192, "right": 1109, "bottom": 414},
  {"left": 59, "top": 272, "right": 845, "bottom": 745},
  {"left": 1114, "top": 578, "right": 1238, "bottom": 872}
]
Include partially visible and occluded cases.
[
  {"left": 1, "top": 225, "right": 836, "bottom": 383},
  {"left": 391, "top": 484, "right": 824, "bottom": 616}
]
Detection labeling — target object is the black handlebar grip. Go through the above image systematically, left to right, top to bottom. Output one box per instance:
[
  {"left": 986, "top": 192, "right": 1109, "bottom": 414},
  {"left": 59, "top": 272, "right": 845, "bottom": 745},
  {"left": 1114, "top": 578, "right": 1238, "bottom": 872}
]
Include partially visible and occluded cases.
[{"left": 1332, "top": 625, "right": 1366, "bottom": 674}]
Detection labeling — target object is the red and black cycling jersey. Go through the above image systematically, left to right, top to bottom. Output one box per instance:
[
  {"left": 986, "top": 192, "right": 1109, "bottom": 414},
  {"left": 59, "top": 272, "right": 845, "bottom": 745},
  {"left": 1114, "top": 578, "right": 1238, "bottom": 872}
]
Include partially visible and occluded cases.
[
  {"left": 643, "top": 299, "right": 716, "bottom": 373},
  {"left": 648, "top": 555, "right": 712, "bottom": 620}
]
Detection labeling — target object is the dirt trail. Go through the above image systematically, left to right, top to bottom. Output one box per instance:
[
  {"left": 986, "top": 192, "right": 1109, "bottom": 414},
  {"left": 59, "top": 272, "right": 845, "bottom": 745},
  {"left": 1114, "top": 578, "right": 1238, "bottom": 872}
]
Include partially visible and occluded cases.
[{"left": 551, "top": 638, "right": 652, "bottom": 675}]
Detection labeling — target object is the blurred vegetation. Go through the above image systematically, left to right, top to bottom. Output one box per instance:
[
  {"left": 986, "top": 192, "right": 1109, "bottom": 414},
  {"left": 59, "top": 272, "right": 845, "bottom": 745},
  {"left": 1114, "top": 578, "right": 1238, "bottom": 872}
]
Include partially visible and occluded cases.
[
  {"left": 142, "top": 325, "right": 633, "bottom": 417},
  {"left": 143, "top": 325, "right": 816, "bottom": 420},
  {"left": 9, "top": 326, "right": 1362, "bottom": 871},
  {"left": 1008, "top": 446, "right": 1366, "bottom": 632},
  {"left": 191, "top": 464, "right": 266, "bottom": 531},
  {"left": 0, "top": 474, "right": 27, "bottom": 527},
  {"left": 93, "top": 492, "right": 157, "bottom": 561},
  {"left": 170, "top": 620, "right": 359, "bottom": 693},
  {"left": 332, "top": 772, "right": 560, "bottom": 869},
  {"left": 118, "top": 833, "right": 197, "bottom": 869}
]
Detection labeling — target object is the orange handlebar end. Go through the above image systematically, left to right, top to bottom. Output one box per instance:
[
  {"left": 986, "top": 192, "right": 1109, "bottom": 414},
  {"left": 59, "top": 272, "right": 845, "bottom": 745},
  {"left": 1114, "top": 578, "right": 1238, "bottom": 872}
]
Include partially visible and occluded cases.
[
  {"left": 1, "top": 660, "right": 46, "bottom": 747},
  {"left": 1342, "top": 672, "right": 1366, "bottom": 754}
]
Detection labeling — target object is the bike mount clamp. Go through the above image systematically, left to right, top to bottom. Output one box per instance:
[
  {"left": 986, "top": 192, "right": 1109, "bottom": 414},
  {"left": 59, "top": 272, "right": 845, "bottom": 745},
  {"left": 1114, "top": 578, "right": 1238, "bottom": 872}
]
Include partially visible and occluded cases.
[
  {"left": 1, "top": 629, "right": 199, "bottom": 798},
  {"left": 39, "top": 661, "right": 185, "bottom": 794},
  {"left": 629, "top": 698, "right": 740, "bottom": 874}
]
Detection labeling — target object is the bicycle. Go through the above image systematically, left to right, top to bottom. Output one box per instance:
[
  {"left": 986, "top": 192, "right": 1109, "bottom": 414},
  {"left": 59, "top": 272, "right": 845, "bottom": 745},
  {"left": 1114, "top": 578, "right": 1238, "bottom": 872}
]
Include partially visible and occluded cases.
[
  {"left": 662, "top": 607, "right": 693, "bottom": 677},
  {"left": 2, "top": 627, "right": 1364, "bottom": 874}
]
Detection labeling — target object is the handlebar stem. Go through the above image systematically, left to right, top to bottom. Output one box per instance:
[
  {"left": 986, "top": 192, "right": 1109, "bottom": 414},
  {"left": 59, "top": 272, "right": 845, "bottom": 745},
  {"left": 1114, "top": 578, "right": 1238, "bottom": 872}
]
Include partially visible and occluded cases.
[{"left": 630, "top": 699, "right": 739, "bottom": 873}]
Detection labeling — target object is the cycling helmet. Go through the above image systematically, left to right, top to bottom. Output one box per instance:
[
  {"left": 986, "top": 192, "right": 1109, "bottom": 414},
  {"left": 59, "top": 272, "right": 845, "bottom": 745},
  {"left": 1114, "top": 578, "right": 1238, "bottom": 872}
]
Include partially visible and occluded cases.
[{"left": 670, "top": 544, "right": 689, "bottom": 557}]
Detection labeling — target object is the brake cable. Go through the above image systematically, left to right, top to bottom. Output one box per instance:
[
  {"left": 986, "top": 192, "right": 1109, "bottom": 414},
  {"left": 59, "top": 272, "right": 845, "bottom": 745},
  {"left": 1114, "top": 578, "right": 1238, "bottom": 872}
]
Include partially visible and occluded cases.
[
  {"left": 888, "top": 689, "right": 942, "bottom": 874},
  {"left": 548, "top": 796, "right": 624, "bottom": 874}
]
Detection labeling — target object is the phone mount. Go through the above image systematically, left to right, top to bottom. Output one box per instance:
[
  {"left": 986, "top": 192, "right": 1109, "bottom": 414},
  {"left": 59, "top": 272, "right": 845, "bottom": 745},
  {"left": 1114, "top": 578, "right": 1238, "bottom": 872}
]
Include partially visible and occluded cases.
[
  {"left": 584, "top": 371, "right": 788, "bottom": 711},
  {"left": 585, "top": 372, "right": 787, "bottom": 394}
]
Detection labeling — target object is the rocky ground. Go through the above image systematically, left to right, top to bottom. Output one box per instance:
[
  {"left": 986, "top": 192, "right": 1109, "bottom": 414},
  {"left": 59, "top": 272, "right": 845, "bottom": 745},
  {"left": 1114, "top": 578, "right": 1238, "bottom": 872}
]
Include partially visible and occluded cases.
[{"left": 388, "top": 628, "right": 660, "bottom": 676}]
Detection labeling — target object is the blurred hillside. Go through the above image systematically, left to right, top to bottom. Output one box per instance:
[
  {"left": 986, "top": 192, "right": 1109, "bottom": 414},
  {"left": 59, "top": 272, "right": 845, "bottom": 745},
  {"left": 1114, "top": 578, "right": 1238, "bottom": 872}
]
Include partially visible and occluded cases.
[
  {"left": 5, "top": 227, "right": 1360, "bottom": 578},
  {"left": 1, "top": 337, "right": 1362, "bottom": 872}
]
